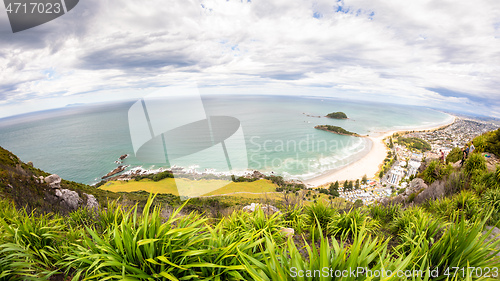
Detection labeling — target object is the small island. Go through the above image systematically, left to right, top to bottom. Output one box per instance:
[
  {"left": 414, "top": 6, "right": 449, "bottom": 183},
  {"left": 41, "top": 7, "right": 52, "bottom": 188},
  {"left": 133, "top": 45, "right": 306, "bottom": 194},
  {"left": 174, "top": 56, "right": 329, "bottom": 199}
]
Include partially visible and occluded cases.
[
  {"left": 325, "top": 111, "right": 348, "bottom": 119},
  {"left": 315, "top": 125, "right": 360, "bottom": 136}
]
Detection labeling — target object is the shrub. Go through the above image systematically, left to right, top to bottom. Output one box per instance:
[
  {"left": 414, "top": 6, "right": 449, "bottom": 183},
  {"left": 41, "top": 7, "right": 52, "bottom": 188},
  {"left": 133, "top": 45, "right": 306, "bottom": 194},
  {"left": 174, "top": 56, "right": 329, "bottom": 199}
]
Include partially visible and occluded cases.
[
  {"left": 485, "top": 129, "right": 500, "bottom": 157},
  {"left": 472, "top": 134, "right": 488, "bottom": 153},
  {"left": 445, "top": 147, "right": 462, "bottom": 164},
  {"left": 463, "top": 153, "right": 487, "bottom": 177},
  {"left": 420, "top": 160, "right": 453, "bottom": 184},
  {"left": 496, "top": 165, "right": 500, "bottom": 182},
  {"left": 151, "top": 170, "right": 174, "bottom": 181},
  {"left": 443, "top": 171, "right": 467, "bottom": 195},
  {"left": 481, "top": 188, "right": 500, "bottom": 225},
  {"left": 452, "top": 190, "right": 481, "bottom": 222},
  {"left": 407, "top": 192, "right": 417, "bottom": 203},
  {"left": 63, "top": 196, "right": 260, "bottom": 280},
  {"left": 422, "top": 197, "right": 454, "bottom": 220},
  {"left": 96, "top": 199, "right": 124, "bottom": 232},
  {"left": 304, "top": 201, "right": 336, "bottom": 232},
  {"left": 369, "top": 203, "right": 402, "bottom": 224},
  {"left": 282, "top": 205, "right": 305, "bottom": 234},
  {"left": 223, "top": 206, "right": 284, "bottom": 242},
  {"left": 68, "top": 207, "right": 96, "bottom": 228},
  {"left": 391, "top": 207, "right": 445, "bottom": 256},
  {"left": 391, "top": 207, "right": 433, "bottom": 235},
  {"left": 328, "top": 208, "right": 379, "bottom": 238},
  {"left": 0, "top": 210, "right": 65, "bottom": 280},
  {"left": 425, "top": 214, "right": 500, "bottom": 280},
  {"left": 240, "top": 225, "right": 417, "bottom": 281}
]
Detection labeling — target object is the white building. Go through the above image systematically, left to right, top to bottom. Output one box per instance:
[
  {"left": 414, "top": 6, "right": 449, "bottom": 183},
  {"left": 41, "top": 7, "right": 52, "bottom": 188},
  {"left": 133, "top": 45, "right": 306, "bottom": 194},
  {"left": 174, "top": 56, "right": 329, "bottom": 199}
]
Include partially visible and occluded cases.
[
  {"left": 408, "top": 160, "right": 421, "bottom": 177},
  {"left": 388, "top": 166, "right": 405, "bottom": 186}
]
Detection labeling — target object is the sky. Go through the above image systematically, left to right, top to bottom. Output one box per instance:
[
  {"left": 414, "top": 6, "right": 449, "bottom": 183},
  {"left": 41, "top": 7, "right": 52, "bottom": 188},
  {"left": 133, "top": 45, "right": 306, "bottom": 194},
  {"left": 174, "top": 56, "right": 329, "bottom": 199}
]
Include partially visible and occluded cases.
[{"left": 0, "top": 0, "right": 500, "bottom": 118}]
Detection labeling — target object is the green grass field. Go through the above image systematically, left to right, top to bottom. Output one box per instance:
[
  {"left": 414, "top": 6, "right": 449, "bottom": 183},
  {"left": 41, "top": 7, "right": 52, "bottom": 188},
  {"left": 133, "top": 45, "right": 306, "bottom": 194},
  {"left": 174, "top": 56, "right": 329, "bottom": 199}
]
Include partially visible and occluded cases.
[{"left": 101, "top": 178, "right": 277, "bottom": 197}]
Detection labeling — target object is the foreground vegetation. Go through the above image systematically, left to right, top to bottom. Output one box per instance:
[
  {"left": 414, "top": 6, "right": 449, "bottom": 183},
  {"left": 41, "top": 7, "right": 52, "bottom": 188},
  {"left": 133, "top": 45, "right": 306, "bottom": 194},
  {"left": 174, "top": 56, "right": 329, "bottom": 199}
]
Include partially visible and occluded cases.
[
  {"left": 1, "top": 130, "right": 500, "bottom": 280},
  {"left": 1, "top": 188, "right": 499, "bottom": 280}
]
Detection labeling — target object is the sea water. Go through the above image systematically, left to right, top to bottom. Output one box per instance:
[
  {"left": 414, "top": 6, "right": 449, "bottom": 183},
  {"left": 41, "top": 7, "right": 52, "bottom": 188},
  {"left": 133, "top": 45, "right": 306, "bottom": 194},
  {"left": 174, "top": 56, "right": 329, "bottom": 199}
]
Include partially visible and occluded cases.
[{"left": 0, "top": 95, "right": 452, "bottom": 185}]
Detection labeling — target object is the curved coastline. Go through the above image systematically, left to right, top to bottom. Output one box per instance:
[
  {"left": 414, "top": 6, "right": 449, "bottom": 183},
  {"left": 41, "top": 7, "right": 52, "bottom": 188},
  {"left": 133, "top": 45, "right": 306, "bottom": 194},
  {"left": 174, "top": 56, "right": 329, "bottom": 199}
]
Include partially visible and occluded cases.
[{"left": 303, "top": 114, "right": 456, "bottom": 188}]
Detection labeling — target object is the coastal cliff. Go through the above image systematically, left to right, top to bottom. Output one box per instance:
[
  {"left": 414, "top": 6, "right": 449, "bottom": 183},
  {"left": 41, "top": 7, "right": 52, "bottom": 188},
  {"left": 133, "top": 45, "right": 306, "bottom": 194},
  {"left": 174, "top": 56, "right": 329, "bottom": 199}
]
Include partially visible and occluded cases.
[{"left": 0, "top": 146, "right": 114, "bottom": 213}]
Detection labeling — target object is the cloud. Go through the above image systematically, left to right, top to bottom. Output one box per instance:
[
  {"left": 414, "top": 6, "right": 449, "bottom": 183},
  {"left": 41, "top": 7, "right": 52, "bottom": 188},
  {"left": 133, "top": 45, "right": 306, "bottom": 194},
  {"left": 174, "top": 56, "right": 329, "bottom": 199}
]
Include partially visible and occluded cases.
[{"left": 0, "top": 0, "right": 499, "bottom": 118}]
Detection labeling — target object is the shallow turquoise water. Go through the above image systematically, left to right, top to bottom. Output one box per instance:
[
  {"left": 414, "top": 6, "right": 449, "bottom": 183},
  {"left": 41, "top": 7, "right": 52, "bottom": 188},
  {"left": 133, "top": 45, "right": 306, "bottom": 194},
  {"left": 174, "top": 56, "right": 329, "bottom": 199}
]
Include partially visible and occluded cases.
[{"left": 0, "top": 95, "right": 451, "bottom": 185}]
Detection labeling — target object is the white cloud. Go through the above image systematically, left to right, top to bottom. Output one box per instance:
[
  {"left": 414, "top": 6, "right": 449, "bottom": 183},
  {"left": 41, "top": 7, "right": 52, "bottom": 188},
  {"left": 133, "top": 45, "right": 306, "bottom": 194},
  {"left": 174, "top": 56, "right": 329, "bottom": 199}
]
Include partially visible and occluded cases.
[{"left": 0, "top": 0, "right": 499, "bottom": 118}]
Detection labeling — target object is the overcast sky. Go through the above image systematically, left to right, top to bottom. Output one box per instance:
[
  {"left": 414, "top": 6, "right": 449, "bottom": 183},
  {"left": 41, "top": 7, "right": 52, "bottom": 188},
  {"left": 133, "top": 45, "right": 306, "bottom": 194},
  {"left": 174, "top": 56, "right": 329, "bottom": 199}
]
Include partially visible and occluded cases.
[{"left": 1, "top": 0, "right": 499, "bottom": 118}]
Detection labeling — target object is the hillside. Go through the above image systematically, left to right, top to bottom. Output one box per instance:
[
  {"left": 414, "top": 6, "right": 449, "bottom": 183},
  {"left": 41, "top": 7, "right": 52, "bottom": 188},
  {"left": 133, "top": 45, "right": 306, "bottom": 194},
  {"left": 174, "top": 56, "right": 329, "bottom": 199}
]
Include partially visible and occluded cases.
[
  {"left": 1, "top": 130, "right": 500, "bottom": 280},
  {"left": 0, "top": 146, "right": 121, "bottom": 213}
]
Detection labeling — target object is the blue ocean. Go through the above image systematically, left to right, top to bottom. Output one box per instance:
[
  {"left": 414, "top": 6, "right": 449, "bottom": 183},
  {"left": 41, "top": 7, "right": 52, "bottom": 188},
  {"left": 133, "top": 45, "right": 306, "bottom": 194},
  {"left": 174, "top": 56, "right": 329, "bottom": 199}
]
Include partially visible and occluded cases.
[{"left": 0, "top": 95, "right": 452, "bottom": 185}]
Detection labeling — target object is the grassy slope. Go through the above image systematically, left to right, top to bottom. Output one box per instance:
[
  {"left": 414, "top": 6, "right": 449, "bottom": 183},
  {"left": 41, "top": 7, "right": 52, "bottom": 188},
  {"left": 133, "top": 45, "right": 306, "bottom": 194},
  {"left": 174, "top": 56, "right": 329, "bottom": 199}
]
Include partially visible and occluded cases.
[
  {"left": 0, "top": 146, "right": 141, "bottom": 212},
  {"left": 102, "top": 178, "right": 277, "bottom": 197}
]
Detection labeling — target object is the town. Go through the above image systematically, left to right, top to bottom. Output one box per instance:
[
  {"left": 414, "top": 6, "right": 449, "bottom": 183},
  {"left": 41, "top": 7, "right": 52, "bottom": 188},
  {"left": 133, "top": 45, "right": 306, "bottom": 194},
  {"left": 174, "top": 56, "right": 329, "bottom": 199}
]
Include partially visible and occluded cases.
[{"left": 334, "top": 117, "right": 499, "bottom": 205}]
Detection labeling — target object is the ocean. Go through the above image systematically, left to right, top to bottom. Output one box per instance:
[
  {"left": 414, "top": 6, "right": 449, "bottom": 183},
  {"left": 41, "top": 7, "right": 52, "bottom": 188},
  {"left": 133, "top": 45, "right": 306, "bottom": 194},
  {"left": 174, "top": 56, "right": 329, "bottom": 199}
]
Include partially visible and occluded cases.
[{"left": 0, "top": 95, "right": 452, "bottom": 185}]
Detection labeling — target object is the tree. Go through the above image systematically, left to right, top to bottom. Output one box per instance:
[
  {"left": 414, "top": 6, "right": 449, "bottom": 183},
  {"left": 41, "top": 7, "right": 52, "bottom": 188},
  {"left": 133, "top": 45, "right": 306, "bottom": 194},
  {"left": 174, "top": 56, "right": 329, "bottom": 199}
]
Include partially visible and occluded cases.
[
  {"left": 379, "top": 170, "right": 384, "bottom": 179},
  {"left": 362, "top": 174, "right": 368, "bottom": 185},
  {"left": 343, "top": 180, "right": 348, "bottom": 190},
  {"left": 329, "top": 181, "right": 339, "bottom": 198},
  {"left": 347, "top": 181, "right": 354, "bottom": 191}
]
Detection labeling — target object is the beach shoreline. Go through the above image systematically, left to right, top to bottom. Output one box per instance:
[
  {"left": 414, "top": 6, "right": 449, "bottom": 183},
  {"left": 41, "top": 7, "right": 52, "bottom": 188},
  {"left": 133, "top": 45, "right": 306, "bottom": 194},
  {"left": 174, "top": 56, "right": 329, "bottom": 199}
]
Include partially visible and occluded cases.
[{"left": 303, "top": 114, "right": 456, "bottom": 188}]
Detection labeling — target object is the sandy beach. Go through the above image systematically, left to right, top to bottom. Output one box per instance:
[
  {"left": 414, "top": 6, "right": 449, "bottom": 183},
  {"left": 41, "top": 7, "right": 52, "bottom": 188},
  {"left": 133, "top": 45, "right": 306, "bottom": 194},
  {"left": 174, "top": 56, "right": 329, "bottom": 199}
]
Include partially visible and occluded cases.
[{"left": 304, "top": 115, "right": 456, "bottom": 188}]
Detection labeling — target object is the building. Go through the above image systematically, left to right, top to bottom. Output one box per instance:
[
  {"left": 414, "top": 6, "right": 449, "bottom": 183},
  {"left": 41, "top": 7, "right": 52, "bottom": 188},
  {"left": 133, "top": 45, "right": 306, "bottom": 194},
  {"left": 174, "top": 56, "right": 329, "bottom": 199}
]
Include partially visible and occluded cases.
[{"left": 388, "top": 166, "right": 405, "bottom": 186}]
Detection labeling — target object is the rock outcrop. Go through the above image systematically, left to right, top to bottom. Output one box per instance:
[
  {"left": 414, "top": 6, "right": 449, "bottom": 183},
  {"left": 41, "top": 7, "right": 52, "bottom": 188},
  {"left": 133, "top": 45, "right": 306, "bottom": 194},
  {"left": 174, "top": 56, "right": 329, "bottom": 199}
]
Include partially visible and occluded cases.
[
  {"left": 483, "top": 153, "right": 500, "bottom": 172},
  {"left": 102, "top": 165, "right": 128, "bottom": 179},
  {"left": 44, "top": 173, "right": 99, "bottom": 211},
  {"left": 44, "top": 174, "right": 61, "bottom": 189},
  {"left": 404, "top": 178, "right": 428, "bottom": 197},
  {"left": 414, "top": 180, "right": 445, "bottom": 204},
  {"left": 55, "top": 189, "right": 82, "bottom": 210},
  {"left": 85, "top": 193, "right": 99, "bottom": 210},
  {"left": 280, "top": 228, "right": 295, "bottom": 238}
]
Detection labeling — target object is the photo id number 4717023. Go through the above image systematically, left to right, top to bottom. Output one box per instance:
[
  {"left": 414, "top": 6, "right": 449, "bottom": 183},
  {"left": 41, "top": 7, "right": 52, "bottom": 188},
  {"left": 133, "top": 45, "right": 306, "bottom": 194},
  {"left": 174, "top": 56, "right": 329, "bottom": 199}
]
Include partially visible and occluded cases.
[{"left": 5, "top": 2, "right": 62, "bottom": 14}]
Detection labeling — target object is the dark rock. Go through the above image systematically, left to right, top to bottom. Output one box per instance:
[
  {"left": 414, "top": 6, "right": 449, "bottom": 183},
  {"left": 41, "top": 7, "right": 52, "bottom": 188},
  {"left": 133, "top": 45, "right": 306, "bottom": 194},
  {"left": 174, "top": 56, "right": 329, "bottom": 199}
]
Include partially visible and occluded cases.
[
  {"left": 119, "top": 154, "right": 129, "bottom": 160},
  {"left": 102, "top": 165, "right": 128, "bottom": 179},
  {"left": 250, "top": 170, "right": 265, "bottom": 179}
]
